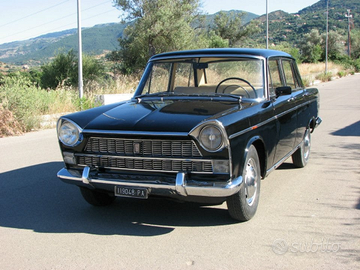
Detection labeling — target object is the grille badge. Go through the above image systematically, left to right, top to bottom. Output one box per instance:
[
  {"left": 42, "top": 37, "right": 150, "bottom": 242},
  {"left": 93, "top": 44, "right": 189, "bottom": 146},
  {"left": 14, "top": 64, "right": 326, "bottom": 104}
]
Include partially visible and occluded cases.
[{"left": 133, "top": 142, "right": 141, "bottom": 154}]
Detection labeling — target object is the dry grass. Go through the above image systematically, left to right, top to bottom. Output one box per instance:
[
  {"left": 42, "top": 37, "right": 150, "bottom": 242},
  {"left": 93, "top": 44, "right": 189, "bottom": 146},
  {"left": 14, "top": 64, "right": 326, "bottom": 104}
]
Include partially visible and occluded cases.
[
  {"left": 298, "top": 62, "right": 344, "bottom": 77},
  {"left": 298, "top": 62, "right": 348, "bottom": 86},
  {"left": 85, "top": 75, "right": 139, "bottom": 95},
  {"left": 0, "top": 107, "right": 24, "bottom": 137}
]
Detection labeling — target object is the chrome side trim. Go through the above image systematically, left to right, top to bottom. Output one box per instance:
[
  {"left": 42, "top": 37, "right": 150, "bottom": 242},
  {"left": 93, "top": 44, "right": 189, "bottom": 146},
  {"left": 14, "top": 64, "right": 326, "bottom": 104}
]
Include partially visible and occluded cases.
[
  {"left": 229, "top": 99, "right": 315, "bottom": 140},
  {"left": 229, "top": 116, "right": 276, "bottom": 139},
  {"left": 57, "top": 167, "right": 243, "bottom": 198}
]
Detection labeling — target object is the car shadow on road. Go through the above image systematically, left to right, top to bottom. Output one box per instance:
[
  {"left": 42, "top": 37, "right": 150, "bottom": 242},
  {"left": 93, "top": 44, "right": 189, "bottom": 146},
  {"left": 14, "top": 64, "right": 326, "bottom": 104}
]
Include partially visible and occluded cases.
[
  {"left": 331, "top": 120, "right": 360, "bottom": 137},
  {"left": 0, "top": 162, "right": 236, "bottom": 236}
]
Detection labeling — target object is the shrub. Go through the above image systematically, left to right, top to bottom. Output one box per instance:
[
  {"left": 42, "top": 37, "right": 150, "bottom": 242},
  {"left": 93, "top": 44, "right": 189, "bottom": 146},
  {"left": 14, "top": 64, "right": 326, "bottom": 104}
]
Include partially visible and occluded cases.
[
  {"left": 41, "top": 50, "right": 105, "bottom": 89},
  {"left": 337, "top": 71, "right": 346, "bottom": 78},
  {"left": 315, "top": 72, "right": 333, "bottom": 82},
  {"left": 0, "top": 75, "right": 80, "bottom": 133}
]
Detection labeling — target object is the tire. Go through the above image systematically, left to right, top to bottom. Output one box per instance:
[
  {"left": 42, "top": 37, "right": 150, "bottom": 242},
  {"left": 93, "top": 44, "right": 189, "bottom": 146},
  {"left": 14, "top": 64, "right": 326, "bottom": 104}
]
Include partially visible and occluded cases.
[
  {"left": 292, "top": 128, "right": 311, "bottom": 168},
  {"left": 226, "top": 145, "right": 261, "bottom": 221},
  {"left": 79, "top": 187, "right": 116, "bottom": 206}
]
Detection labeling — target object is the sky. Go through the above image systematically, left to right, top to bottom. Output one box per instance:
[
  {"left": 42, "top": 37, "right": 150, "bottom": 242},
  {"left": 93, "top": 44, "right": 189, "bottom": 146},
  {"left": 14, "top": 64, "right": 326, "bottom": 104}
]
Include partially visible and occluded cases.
[{"left": 0, "top": 0, "right": 320, "bottom": 45}]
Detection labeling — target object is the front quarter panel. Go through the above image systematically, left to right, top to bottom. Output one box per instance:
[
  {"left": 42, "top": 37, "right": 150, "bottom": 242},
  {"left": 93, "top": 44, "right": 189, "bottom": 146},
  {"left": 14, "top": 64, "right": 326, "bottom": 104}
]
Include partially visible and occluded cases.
[{"left": 218, "top": 101, "right": 277, "bottom": 179}]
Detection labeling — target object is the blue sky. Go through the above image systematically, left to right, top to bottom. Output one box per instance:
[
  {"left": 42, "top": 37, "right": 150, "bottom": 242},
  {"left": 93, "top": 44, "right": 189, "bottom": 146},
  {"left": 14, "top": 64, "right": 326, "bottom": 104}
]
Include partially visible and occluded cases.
[{"left": 0, "top": 0, "right": 319, "bottom": 45}]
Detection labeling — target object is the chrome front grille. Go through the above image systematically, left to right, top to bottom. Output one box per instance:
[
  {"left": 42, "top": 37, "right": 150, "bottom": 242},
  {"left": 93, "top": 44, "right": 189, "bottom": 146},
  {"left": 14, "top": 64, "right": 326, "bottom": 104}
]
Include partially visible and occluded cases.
[
  {"left": 78, "top": 137, "right": 212, "bottom": 173},
  {"left": 84, "top": 138, "right": 202, "bottom": 158},
  {"left": 77, "top": 156, "right": 213, "bottom": 173}
]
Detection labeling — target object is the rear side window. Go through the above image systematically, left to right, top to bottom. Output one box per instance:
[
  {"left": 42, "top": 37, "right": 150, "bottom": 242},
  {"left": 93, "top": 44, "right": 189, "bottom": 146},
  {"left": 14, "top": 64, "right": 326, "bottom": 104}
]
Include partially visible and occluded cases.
[
  {"left": 269, "top": 59, "right": 282, "bottom": 96},
  {"left": 282, "top": 60, "right": 298, "bottom": 90}
]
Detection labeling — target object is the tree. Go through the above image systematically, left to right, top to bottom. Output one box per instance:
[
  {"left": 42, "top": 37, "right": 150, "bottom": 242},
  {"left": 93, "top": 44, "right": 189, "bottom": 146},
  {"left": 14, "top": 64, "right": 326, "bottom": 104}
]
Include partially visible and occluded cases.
[
  {"left": 113, "top": 0, "right": 202, "bottom": 74},
  {"left": 211, "top": 11, "right": 260, "bottom": 47},
  {"left": 299, "top": 29, "right": 323, "bottom": 63},
  {"left": 350, "top": 29, "right": 360, "bottom": 59},
  {"left": 207, "top": 30, "right": 229, "bottom": 48},
  {"left": 321, "top": 30, "right": 345, "bottom": 61},
  {"left": 270, "top": 42, "right": 301, "bottom": 63},
  {"left": 41, "top": 50, "right": 105, "bottom": 89},
  {"left": 41, "top": 50, "right": 77, "bottom": 89},
  {"left": 81, "top": 55, "right": 106, "bottom": 84}
]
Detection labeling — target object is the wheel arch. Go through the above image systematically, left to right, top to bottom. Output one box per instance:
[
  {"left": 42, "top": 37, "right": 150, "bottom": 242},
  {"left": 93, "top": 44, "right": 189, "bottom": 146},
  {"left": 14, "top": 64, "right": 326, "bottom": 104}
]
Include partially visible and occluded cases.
[{"left": 245, "top": 136, "right": 267, "bottom": 179}]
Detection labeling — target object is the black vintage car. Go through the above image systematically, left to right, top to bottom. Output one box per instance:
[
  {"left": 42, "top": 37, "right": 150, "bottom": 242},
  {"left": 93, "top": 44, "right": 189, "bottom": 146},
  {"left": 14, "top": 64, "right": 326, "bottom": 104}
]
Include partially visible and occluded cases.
[{"left": 57, "top": 48, "right": 321, "bottom": 221}]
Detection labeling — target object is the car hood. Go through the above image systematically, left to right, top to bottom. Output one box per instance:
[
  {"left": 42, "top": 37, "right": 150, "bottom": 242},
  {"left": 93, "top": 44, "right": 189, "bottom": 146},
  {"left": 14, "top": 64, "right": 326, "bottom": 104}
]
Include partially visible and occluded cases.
[{"left": 83, "top": 98, "right": 240, "bottom": 133}]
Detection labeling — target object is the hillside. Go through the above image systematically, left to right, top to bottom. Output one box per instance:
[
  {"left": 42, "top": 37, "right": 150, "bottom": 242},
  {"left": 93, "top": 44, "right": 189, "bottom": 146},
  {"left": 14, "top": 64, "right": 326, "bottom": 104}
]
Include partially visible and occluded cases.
[
  {"left": 253, "top": 0, "right": 359, "bottom": 46},
  {"left": 0, "top": 11, "right": 257, "bottom": 66},
  {"left": 0, "top": 23, "right": 128, "bottom": 66}
]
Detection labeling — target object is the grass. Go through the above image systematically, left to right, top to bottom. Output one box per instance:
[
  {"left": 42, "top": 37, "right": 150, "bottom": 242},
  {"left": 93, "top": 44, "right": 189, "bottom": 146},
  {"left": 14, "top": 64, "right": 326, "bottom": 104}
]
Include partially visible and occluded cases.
[{"left": 298, "top": 62, "right": 349, "bottom": 86}]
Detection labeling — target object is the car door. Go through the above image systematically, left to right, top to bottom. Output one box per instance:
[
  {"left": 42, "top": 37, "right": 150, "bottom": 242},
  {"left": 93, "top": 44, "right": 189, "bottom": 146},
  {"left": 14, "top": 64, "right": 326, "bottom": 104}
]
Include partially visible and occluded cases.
[
  {"left": 268, "top": 58, "right": 297, "bottom": 165},
  {"left": 281, "top": 59, "right": 307, "bottom": 147}
]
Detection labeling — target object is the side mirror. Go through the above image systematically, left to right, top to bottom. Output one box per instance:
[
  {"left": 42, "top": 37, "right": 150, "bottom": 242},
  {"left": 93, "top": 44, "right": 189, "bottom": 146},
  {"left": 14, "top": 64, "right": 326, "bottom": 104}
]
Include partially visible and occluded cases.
[
  {"left": 193, "top": 63, "right": 208, "bottom": 69},
  {"left": 275, "top": 86, "right": 292, "bottom": 97}
]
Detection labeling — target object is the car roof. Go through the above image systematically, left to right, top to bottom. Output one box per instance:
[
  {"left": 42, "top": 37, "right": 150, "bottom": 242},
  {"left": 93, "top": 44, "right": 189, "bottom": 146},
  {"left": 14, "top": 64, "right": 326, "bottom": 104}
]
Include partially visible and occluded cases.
[{"left": 149, "top": 48, "right": 292, "bottom": 61}]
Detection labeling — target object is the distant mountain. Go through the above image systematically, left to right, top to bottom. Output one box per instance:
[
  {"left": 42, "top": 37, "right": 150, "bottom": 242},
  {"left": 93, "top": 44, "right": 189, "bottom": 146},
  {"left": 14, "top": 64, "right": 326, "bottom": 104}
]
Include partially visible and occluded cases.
[
  {"left": 252, "top": 0, "right": 359, "bottom": 46},
  {"left": 204, "top": 10, "right": 258, "bottom": 25},
  {"left": 0, "top": 11, "right": 257, "bottom": 66},
  {"left": 0, "top": 23, "right": 128, "bottom": 66}
]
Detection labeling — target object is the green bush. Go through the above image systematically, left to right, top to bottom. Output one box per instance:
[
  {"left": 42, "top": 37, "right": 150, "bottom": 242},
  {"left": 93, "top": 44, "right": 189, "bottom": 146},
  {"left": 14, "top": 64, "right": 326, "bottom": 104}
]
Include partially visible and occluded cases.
[
  {"left": 41, "top": 50, "right": 105, "bottom": 89},
  {"left": 337, "top": 71, "right": 347, "bottom": 78},
  {"left": 315, "top": 72, "right": 333, "bottom": 82},
  {"left": 0, "top": 75, "right": 82, "bottom": 132}
]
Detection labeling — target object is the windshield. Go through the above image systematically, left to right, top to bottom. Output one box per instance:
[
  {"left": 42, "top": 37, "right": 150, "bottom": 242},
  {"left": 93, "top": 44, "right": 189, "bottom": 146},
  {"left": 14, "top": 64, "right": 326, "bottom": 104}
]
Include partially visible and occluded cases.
[{"left": 138, "top": 57, "right": 264, "bottom": 100}]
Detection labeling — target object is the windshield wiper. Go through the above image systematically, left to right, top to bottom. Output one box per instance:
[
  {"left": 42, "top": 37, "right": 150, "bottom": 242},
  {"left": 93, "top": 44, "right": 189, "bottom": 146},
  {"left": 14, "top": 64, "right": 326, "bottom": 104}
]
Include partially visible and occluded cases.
[
  {"left": 134, "top": 92, "right": 173, "bottom": 99},
  {"left": 214, "top": 93, "right": 242, "bottom": 101}
]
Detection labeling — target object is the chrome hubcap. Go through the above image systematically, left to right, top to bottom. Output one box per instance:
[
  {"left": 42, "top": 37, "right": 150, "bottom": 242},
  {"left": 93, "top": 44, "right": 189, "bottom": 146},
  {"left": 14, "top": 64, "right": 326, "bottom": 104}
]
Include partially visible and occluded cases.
[
  {"left": 303, "top": 129, "right": 311, "bottom": 161},
  {"left": 244, "top": 158, "right": 258, "bottom": 206}
]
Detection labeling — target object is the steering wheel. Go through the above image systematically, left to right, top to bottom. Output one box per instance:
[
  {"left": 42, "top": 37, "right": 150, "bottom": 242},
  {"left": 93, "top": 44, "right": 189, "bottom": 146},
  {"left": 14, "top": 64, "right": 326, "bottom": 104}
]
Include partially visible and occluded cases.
[{"left": 215, "top": 77, "right": 257, "bottom": 98}]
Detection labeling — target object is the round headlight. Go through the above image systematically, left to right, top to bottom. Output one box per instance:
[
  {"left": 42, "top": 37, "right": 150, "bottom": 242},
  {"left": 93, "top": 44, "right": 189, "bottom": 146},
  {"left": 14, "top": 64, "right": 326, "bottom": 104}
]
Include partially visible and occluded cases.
[
  {"left": 59, "top": 121, "right": 80, "bottom": 146},
  {"left": 199, "top": 125, "right": 223, "bottom": 151}
]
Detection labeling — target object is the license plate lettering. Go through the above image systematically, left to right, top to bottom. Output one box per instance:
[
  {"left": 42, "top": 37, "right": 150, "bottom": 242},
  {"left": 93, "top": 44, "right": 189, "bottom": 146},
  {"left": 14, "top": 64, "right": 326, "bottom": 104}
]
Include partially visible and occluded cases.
[{"left": 115, "top": 186, "right": 148, "bottom": 199}]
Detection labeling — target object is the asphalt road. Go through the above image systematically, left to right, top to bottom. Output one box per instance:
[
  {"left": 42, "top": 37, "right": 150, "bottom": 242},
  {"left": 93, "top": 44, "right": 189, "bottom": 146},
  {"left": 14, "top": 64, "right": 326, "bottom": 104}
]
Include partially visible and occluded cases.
[{"left": 0, "top": 74, "right": 359, "bottom": 270}]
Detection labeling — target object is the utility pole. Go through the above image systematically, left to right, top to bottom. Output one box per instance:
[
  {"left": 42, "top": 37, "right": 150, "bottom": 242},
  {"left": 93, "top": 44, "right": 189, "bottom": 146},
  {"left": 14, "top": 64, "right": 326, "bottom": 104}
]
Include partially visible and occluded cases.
[
  {"left": 77, "top": 0, "right": 84, "bottom": 100},
  {"left": 266, "top": 0, "right": 269, "bottom": 49},
  {"left": 325, "top": 0, "right": 329, "bottom": 73},
  {"left": 345, "top": 9, "right": 352, "bottom": 58}
]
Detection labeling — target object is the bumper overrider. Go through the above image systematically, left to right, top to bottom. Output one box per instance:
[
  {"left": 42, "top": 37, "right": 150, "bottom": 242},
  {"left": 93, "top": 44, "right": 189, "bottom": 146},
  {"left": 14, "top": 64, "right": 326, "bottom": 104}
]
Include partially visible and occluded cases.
[{"left": 57, "top": 166, "right": 243, "bottom": 198}]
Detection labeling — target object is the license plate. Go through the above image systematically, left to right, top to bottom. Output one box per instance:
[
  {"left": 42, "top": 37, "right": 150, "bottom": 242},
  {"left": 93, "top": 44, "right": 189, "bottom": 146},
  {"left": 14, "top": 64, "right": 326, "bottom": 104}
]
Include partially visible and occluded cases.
[{"left": 114, "top": 186, "right": 148, "bottom": 199}]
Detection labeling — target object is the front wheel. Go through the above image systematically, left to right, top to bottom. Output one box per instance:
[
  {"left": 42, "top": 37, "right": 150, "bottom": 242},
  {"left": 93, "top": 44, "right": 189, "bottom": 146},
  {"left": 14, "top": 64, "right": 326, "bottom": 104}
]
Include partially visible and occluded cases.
[
  {"left": 292, "top": 128, "right": 311, "bottom": 168},
  {"left": 227, "top": 145, "right": 261, "bottom": 221},
  {"left": 80, "top": 187, "right": 116, "bottom": 206}
]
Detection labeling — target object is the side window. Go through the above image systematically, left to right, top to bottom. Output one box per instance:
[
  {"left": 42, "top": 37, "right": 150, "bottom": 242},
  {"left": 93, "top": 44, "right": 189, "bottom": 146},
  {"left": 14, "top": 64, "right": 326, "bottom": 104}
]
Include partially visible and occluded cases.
[
  {"left": 269, "top": 59, "right": 282, "bottom": 96},
  {"left": 282, "top": 60, "right": 298, "bottom": 90}
]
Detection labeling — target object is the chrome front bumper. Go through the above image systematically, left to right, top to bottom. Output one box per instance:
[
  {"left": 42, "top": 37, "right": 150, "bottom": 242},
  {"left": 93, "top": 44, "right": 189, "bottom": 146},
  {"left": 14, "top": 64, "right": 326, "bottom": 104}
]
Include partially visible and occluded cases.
[{"left": 57, "top": 166, "right": 243, "bottom": 198}]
